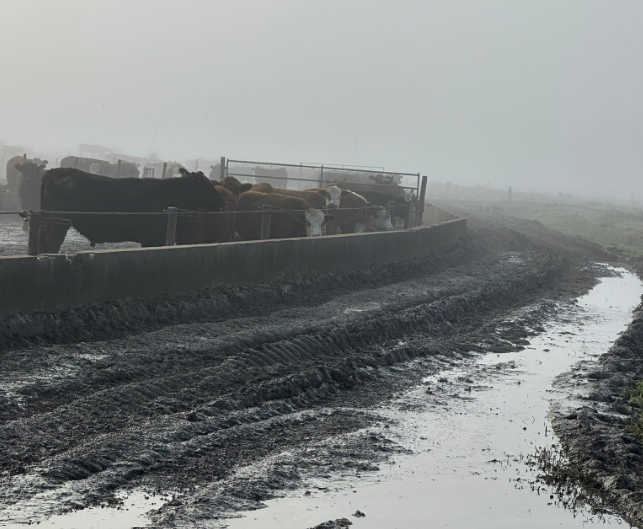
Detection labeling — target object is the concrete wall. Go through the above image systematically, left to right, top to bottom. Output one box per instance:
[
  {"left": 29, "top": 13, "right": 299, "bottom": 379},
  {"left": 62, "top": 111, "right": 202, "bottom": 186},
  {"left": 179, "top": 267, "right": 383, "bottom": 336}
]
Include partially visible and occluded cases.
[
  {"left": 422, "top": 203, "right": 459, "bottom": 226},
  {"left": 0, "top": 218, "right": 466, "bottom": 316}
]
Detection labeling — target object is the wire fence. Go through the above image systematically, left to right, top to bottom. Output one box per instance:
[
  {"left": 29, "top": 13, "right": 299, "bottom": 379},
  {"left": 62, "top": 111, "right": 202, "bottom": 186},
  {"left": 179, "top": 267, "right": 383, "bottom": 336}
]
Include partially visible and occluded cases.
[{"left": 7, "top": 199, "right": 419, "bottom": 256}]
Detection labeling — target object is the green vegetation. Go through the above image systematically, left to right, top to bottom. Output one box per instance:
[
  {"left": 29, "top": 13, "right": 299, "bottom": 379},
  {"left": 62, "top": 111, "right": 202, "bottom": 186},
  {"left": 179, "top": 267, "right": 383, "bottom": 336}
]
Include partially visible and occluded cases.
[
  {"left": 427, "top": 181, "right": 643, "bottom": 256},
  {"left": 497, "top": 201, "right": 643, "bottom": 256}
]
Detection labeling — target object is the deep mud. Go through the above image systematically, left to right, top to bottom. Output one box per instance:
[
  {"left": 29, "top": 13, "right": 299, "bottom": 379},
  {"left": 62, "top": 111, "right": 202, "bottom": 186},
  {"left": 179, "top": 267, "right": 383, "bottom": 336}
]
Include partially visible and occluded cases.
[
  {"left": 0, "top": 211, "right": 614, "bottom": 527},
  {"left": 226, "top": 269, "right": 639, "bottom": 529},
  {"left": 551, "top": 283, "right": 643, "bottom": 526}
]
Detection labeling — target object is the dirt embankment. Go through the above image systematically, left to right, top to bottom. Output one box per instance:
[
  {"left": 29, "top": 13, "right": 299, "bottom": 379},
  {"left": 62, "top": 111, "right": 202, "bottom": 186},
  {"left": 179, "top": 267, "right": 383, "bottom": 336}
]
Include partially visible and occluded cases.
[
  {"left": 0, "top": 215, "right": 603, "bottom": 526},
  {"left": 550, "top": 265, "right": 643, "bottom": 527}
]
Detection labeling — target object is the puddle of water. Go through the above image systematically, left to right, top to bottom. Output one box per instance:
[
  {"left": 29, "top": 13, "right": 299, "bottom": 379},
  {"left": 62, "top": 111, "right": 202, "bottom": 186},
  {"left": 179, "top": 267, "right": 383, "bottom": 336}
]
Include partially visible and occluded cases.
[
  {"left": 227, "top": 268, "right": 641, "bottom": 529},
  {"left": 0, "top": 490, "right": 163, "bottom": 528}
]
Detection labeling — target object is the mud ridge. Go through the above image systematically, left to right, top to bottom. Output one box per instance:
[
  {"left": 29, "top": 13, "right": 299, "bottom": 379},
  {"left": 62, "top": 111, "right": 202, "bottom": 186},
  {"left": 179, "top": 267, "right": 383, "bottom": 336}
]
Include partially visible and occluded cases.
[
  {"left": 0, "top": 239, "right": 479, "bottom": 354},
  {"left": 551, "top": 297, "right": 643, "bottom": 527}
]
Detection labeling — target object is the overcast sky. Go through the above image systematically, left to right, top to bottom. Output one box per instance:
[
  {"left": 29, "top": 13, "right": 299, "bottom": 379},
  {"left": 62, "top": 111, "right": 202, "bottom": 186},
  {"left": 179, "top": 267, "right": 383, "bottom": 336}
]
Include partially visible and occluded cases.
[{"left": 1, "top": 0, "right": 642, "bottom": 198}]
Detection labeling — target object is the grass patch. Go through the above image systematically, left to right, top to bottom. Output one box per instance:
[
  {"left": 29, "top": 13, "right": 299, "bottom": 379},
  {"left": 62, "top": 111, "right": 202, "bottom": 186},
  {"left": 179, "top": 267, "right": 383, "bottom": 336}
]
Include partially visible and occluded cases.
[{"left": 496, "top": 202, "right": 643, "bottom": 257}]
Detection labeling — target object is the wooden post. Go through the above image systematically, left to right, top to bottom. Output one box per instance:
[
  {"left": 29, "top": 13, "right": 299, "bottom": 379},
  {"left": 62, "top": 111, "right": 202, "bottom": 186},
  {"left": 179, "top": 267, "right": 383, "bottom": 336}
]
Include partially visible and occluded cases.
[
  {"left": 23, "top": 153, "right": 27, "bottom": 162},
  {"left": 220, "top": 156, "right": 226, "bottom": 180},
  {"left": 116, "top": 159, "right": 122, "bottom": 178},
  {"left": 162, "top": 162, "right": 167, "bottom": 179},
  {"left": 318, "top": 165, "right": 324, "bottom": 188},
  {"left": 418, "top": 175, "right": 428, "bottom": 226},
  {"left": 388, "top": 200, "right": 396, "bottom": 228},
  {"left": 363, "top": 202, "right": 372, "bottom": 231},
  {"left": 405, "top": 202, "right": 415, "bottom": 229},
  {"left": 325, "top": 203, "right": 338, "bottom": 235},
  {"left": 260, "top": 205, "right": 272, "bottom": 239},
  {"left": 165, "top": 207, "right": 179, "bottom": 246},
  {"left": 27, "top": 212, "right": 41, "bottom": 256}
]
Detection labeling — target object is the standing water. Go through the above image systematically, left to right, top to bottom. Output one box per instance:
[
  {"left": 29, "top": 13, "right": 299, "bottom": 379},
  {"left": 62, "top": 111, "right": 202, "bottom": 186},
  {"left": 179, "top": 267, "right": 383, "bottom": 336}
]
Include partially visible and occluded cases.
[{"left": 227, "top": 268, "right": 641, "bottom": 529}]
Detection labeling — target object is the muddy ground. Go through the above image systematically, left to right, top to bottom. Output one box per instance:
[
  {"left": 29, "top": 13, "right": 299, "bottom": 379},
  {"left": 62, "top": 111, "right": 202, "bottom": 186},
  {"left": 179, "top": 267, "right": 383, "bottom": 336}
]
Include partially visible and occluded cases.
[{"left": 0, "top": 208, "right": 640, "bottom": 527}]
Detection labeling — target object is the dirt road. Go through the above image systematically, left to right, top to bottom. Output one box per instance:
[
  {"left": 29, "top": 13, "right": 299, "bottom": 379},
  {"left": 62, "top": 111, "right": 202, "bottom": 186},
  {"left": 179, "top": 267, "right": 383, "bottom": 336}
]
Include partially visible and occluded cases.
[{"left": 0, "top": 214, "right": 619, "bottom": 527}]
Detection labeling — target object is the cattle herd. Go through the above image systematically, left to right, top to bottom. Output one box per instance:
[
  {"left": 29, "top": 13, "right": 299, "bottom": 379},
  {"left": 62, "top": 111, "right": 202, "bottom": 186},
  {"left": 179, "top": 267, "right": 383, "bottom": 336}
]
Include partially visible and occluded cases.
[{"left": 0, "top": 150, "right": 418, "bottom": 254}]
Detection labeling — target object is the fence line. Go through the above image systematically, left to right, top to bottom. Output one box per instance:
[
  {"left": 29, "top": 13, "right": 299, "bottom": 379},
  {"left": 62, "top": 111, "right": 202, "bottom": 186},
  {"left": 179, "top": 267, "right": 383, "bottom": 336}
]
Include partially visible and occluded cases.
[{"left": 227, "top": 158, "right": 418, "bottom": 178}]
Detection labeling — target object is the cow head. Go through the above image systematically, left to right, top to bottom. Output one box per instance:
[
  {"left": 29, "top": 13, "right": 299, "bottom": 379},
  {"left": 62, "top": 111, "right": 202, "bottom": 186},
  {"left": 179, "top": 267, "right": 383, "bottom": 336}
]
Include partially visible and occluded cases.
[
  {"left": 15, "top": 160, "right": 48, "bottom": 210},
  {"left": 181, "top": 168, "right": 227, "bottom": 211},
  {"left": 220, "top": 176, "right": 243, "bottom": 197},
  {"left": 240, "top": 183, "right": 253, "bottom": 193},
  {"left": 326, "top": 185, "right": 341, "bottom": 207},
  {"left": 371, "top": 208, "right": 393, "bottom": 231},
  {"left": 295, "top": 209, "right": 332, "bottom": 237}
]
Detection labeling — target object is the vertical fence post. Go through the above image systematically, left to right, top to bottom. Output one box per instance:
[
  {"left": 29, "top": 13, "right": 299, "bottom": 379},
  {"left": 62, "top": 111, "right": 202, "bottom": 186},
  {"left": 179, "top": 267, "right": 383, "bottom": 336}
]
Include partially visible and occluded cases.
[
  {"left": 23, "top": 153, "right": 27, "bottom": 163},
  {"left": 220, "top": 156, "right": 226, "bottom": 180},
  {"left": 74, "top": 157, "right": 79, "bottom": 169},
  {"left": 116, "top": 159, "right": 122, "bottom": 178},
  {"left": 162, "top": 162, "right": 168, "bottom": 179},
  {"left": 318, "top": 165, "right": 324, "bottom": 188},
  {"left": 417, "top": 175, "right": 428, "bottom": 226},
  {"left": 388, "top": 200, "right": 397, "bottom": 228},
  {"left": 363, "top": 202, "right": 372, "bottom": 232},
  {"left": 407, "top": 202, "right": 416, "bottom": 228},
  {"left": 325, "top": 203, "right": 337, "bottom": 235},
  {"left": 260, "top": 205, "right": 272, "bottom": 239},
  {"left": 165, "top": 207, "right": 179, "bottom": 246},
  {"left": 27, "top": 212, "right": 41, "bottom": 256}
]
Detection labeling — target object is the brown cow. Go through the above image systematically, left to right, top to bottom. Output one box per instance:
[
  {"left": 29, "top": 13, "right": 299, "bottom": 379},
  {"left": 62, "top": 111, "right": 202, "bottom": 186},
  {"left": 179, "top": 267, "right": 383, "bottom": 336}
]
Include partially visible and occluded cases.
[
  {"left": 247, "top": 182, "right": 341, "bottom": 210},
  {"left": 175, "top": 184, "right": 237, "bottom": 245},
  {"left": 235, "top": 191, "right": 331, "bottom": 240}
]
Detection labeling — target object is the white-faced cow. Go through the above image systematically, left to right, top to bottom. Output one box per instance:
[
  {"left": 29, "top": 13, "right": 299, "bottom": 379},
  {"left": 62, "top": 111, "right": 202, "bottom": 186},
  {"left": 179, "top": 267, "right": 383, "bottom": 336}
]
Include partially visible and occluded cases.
[{"left": 235, "top": 191, "right": 332, "bottom": 240}]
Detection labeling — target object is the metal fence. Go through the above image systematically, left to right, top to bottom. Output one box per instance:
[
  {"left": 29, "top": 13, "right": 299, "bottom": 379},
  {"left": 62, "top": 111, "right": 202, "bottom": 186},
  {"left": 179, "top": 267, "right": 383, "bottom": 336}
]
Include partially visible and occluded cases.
[
  {"left": 223, "top": 157, "right": 422, "bottom": 197},
  {"left": 2, "top": 196, "right": 421, "bottom": 256}
]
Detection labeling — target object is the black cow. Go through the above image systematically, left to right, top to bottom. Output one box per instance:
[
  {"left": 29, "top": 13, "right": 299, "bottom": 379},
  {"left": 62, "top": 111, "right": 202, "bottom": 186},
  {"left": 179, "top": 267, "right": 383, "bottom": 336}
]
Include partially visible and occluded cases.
[
  {"left": 15, "top": 160, "right": 49, "bottom": 210},
  {"left": 36, "top": 168, "right": 226, "bottom": 253}
]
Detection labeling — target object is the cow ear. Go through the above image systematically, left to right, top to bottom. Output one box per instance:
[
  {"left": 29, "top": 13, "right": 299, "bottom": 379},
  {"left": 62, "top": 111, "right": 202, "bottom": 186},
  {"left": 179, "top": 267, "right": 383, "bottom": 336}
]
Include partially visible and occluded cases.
[
  {"left": 42, "top": 160, "right": 49, "bottom": 166},
  {"left": 15, "top": 164, "right": 23, "bottom": 172},
  {"left": 178, "top": 167, "right": 189, "bottom": 177},
  {"left": 211, "top": 180, "right": 220, "bottom": 186},
  {"left": 240, "top": 183, "right": 253, "bottom": 193},
  {"left": 317, "top": 190, "right": 330, "bottom": 199},
  {"left": 295, "top": 213, "right": 306, "bottom": 223},
  {"left": 325, "top": 214, "right": 334, "bottom": 223}
]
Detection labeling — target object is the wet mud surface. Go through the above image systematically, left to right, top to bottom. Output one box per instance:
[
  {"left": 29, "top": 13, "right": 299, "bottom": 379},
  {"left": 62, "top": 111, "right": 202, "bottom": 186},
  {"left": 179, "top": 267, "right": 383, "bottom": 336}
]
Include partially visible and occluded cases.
[
  {"left": 0, "top": 212, "right": 627, "bottom": 527},
  {"left": 227, "top": 269, "right": 639, "bottom": 529},
  {"left": 551, "top": 279, "right": 643, "bottom": 526}
]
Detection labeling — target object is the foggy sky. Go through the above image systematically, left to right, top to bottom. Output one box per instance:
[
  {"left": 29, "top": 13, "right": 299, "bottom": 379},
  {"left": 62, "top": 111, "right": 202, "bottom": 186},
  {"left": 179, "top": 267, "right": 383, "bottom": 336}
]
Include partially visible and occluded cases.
[{"left": 1, "top": 0, "right": 642, "bottom": 199}]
